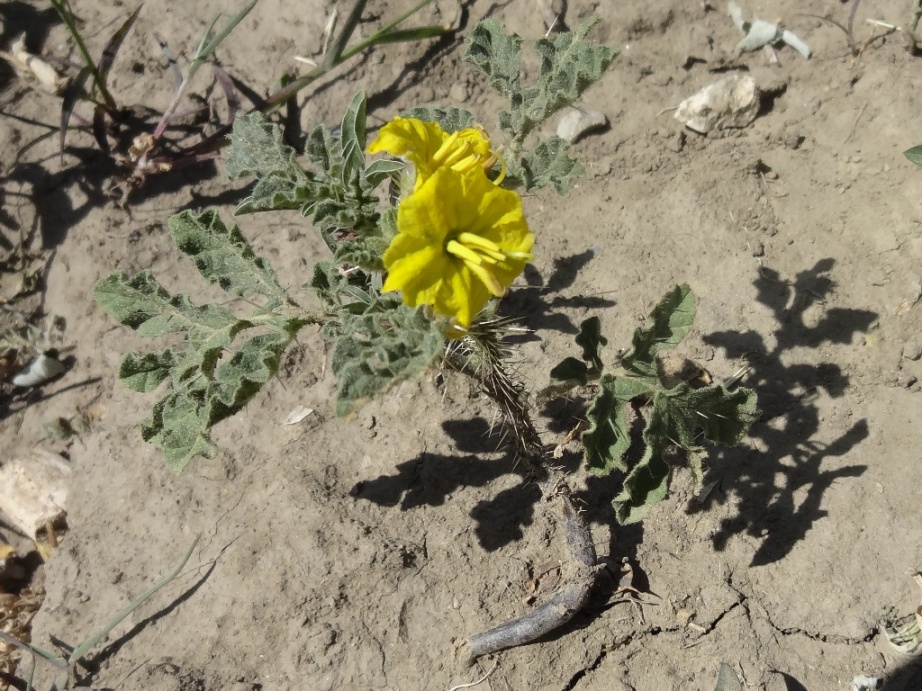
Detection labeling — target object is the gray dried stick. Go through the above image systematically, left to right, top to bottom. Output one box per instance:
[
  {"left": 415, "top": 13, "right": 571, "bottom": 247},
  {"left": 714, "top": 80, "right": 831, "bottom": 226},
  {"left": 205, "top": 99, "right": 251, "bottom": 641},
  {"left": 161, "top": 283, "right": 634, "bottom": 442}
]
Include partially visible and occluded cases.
[{"left": 465, "top": 481, "right": 597, "bottom": 663}]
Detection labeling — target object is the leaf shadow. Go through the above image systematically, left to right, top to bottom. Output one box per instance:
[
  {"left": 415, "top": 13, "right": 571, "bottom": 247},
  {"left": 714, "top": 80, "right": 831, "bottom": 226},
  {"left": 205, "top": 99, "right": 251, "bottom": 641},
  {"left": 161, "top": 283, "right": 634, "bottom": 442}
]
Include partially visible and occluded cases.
[
  {"left": 502, "top": 250, "right": 616, "bottom": 340},
  {"left": 692, "top": 258, "right": 876, "bottom": 566}
]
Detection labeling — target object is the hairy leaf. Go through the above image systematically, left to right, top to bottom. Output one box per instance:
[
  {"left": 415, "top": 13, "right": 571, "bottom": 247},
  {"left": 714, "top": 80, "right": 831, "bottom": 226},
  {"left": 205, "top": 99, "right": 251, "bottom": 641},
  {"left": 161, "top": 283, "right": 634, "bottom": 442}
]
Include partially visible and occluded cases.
[
  {"left": 532, "top": 19, "right": 618, "bottom": 123},
  {"left": 463, "top": 20, "right": 523, "bottom": 100},
  {"left": 340, "top": 91, "right": 367, "bottom": 183},
  {"left": 402, "top": 106, "right": 476, "bottom": 132},
  {"left": 226, "top": 112, "right": 311, "bottom": 214},
  {"left": 518, "top": 137, "right": 584, "bottom": 194},
  {"left": 169, "top": 209, "right": 291, "bottom": 308},
  {"left": 94, "top": 270, "right": 306, "bottom": 472},
  {"left": 621, "top": 284, "right": 695, "bottom": 379},
  {"left": 332, "top": 305, "right": 445, "bottom": 417},
  {"left": 120, "top": 351, "right": 175, "bottom": 393},
  {"left": 583, "top": 374, "right": 655, "bottom": 474},
  {"left": 611, "top": 382, "right": 758, "bottom": 523}
]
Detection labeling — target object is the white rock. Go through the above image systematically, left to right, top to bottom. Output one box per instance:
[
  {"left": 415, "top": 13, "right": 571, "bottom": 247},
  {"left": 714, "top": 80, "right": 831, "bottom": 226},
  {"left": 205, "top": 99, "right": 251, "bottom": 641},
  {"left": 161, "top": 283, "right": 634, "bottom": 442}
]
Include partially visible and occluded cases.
[
  {"left": 674, "top": 75, "right": 760, "bottom": 134},
  {"left": 556, "top": 107, "right": 609, "bottom": 144},
  {"left": 12, "top": 351, "right": 66, "bottom": 387}
]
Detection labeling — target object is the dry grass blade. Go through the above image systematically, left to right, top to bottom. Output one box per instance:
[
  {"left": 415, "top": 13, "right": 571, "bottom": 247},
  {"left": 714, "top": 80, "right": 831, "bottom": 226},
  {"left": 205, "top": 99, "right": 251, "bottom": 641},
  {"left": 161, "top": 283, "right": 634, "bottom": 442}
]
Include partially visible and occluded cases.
[
  {"left": 323, "top": 0, "right": 368, "bottom": 69},
  {"left": 97, "top": 4, "right": 143, "bottom": 86},
  {"left": 59, "top": 64, "right": 94, "bottom": 160},
  {"left": 212, "top": 65, "right": 241, "bottom": 125}
]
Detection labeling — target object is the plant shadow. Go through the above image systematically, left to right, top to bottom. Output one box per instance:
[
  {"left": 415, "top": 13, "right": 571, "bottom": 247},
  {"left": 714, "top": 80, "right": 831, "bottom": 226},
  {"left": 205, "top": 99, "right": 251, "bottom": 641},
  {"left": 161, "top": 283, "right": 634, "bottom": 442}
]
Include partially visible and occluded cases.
[
  {"left": 502, "top": 250, "right": 616, "bottom": 339},
  {"left": 692, "top": 258, "right": 875, "bottom": 566}
]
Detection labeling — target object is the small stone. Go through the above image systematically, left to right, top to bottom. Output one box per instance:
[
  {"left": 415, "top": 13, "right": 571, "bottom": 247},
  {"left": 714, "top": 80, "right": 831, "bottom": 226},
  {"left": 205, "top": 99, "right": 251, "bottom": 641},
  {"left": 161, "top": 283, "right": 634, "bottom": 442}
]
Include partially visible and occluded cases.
[
  {"left": 557, "top": 107, "right": 609, "bottom": 143},
  {"left": 903, "top": 342, "right": 922, "bottom": 361}
]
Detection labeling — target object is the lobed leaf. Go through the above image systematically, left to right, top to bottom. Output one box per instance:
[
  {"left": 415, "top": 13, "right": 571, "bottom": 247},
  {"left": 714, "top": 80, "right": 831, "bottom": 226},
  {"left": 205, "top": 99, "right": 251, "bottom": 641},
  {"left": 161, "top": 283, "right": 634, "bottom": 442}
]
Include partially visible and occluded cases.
[
  {"left": 463, "top": 19, "right": 523, "bottom": 100},
  {"left": 531, "top": 19, "right": 618, "bottom": 124},
  {"left": 402, "top": 106, "right": 476, "bottom": 132},
  {"left": 225, "top": 112, "right": 311, "bottom": 214},
  {"left": 518, "top": 137, "right": 583, "bottom": 194},
  {"left": 168, "top": 209, "right": 291, "bottom": 308},
  {"left": 621, "top": 284, "right": 695, "bottom": 379},
  {"left": 331, "top": 305, "right": 445, "bottom": 417},
  {"left": 119, "top": 351, "right": 175, "bottom": 392},
  {"left": 582, "top": 374, "right": 655, "bottom": 474}
]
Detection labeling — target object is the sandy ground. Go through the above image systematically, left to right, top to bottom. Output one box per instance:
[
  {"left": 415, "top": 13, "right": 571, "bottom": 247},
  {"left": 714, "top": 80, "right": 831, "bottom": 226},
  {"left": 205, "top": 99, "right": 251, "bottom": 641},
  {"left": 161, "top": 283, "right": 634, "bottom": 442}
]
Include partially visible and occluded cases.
[{"left": 2, "top": 0, "right": 922, "bottom": 689}]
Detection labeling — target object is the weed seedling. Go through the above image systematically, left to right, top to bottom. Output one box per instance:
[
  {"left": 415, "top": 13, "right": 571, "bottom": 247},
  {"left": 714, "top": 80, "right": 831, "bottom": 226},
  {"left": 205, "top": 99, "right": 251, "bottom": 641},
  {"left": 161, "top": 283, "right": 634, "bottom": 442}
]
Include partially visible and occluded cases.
[{"left": 0, "top": 536, "right": 199, "bottom": 690}]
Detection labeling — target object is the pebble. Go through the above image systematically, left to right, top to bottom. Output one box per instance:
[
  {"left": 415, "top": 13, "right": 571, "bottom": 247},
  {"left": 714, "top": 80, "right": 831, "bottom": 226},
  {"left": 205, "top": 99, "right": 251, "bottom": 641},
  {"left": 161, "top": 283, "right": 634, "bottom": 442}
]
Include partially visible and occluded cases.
[{"left": 557, "top": 107, "right": 609, "bottom": 143}]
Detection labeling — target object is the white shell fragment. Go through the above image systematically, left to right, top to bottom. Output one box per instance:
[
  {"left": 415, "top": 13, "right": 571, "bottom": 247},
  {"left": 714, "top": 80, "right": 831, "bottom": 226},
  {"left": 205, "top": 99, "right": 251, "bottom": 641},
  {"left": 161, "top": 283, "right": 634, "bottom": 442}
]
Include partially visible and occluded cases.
[
  {"left": 728, "top": 2, "right": 811, "bottom": 59},
  {"left": 10, "top": 35, "right": 70, "bottom": 94},
  {"left": 674, "top": 75, "right": 760, "bottom": 134},
  {"left": 556, "top": 107, "right": 609, "bottom": 144},
  {"left": 12, "top": 351, "right": 66, "bottom": 387},
  {"left": 283, "top": 405, "right": 315, "bottom": 425}
]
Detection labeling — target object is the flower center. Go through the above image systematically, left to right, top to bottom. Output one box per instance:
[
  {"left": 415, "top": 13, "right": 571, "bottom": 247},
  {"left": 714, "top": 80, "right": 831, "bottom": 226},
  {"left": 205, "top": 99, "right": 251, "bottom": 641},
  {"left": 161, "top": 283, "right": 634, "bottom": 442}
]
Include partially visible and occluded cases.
[{"left": 445, "top": 232, "right": 532, "bottom": 297}]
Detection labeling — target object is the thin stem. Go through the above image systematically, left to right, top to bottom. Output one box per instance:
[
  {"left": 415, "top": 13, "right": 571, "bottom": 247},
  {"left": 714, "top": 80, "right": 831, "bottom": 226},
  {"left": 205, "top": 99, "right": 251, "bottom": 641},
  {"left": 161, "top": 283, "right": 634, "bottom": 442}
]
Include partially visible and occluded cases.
[
  {"left": 50, "top": 0, "right": 116, "bottom": 110},
  {"left": 265, "top": 0, "right": 438, "bottom": 112},
  {"left": 847, "top": 0, "right": 862, "bottom": 54}
]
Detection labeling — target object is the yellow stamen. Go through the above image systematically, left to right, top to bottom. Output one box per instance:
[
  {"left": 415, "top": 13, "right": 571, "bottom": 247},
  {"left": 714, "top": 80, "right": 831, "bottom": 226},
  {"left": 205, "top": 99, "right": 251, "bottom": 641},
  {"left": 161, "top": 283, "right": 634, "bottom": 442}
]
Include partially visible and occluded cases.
[
  {"left": 432, "top": 131, "right": 462, "bottom": 165},
  {"left": 456, "top": 232, "right": 502, "bottom": 254},
  {"left": 446, "top": 239, "right": 484, "bottom": 265},
  {"left": 462, "top": 259, "right": 506, "bottom": 297}
]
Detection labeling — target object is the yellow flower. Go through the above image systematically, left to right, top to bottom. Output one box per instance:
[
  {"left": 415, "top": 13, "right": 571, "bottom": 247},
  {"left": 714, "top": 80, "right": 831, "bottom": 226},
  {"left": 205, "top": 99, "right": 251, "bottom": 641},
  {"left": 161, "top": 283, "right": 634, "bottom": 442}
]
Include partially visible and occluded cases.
[
  {"left": 367, "top": 117, "right": 498, "bottom": 190},
  {"left": 382, "top": 167, "right": 533, "bottom": 329}
]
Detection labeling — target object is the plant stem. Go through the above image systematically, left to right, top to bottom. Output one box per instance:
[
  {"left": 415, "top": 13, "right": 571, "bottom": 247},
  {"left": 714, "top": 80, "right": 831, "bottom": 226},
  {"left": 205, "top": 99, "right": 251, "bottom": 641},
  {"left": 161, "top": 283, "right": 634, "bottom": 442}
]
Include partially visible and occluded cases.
[
  {"left": 50, "top": 0, "right": 116, "bottom": 110},
  {"left": 265, "top": 0, "right": 439, "bottom": 112}
]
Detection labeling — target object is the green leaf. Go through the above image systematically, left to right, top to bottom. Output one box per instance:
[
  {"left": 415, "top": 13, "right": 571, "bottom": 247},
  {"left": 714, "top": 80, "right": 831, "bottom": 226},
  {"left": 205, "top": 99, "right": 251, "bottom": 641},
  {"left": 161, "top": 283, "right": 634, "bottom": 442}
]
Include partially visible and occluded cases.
[
  {"left": 464, "top": 18, "right": 616, "bottom": 145},
  {"left": 532, "top": 18, "right": 618, "bottom": 122},
  {"left": 463, "top": 19, "right": 523, "bottom": 100},
  {"left": 340, "top": 91, "right": 367, "bottom": 183},
  {"left": 402, "top": 106, "right": 476, "bottom": 132},
  {"left": 225, "top": 112, "right": 311, "bottom": 214},
  {"left": 518, "top": 137, "right": 584, "bottom": 194},
  {"left": 905, "top": 145, "right": 922, "bottom": 167},
  {"left": 365, "top": 158, "right": 404, "bottom": 188},
  {"left": 168, "top": 210, "right": 292, "bottom": 308},
  {"left": 94, "top": 269, "right": 306, "bottom": 472},
  {"left": 94, "top": 271, "right": 239, "bottom": 337},
  {"left": 621, "top": 285, "right": 695, "bottom": 379},
  {"left": 332, "top": 305, "right": 445, "bottom": 417},
  {"left": 575, "top": 316, "right": 606, "bottom": 368},
  {"left": 119, "top": 351, "right": 175, "bottom": 393},
  {"left": 582, "top": 374, "right": 655, "bottom": 474},
  {"left": 610, "top": 382, "right": 758, "bottom": 523},
  {"left": 676, "top": 384, "right": 759, "bottom": 446},
  {"left": 142, "top": 388, "right": 219, "bottom": 472},
  {"left": 612, "top": 391, "right": 674, "bottom": 523},
  {"left": 713, "top": 663, "right": 743, "bottom": 691}
]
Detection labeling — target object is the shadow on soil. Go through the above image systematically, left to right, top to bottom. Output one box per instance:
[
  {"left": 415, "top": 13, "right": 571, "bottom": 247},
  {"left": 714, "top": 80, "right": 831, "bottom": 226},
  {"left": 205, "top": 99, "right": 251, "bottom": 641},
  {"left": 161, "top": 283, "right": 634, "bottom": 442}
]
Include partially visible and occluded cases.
[
  {"left": 694, "top": 258, "right": 876, "bottom": 566},
  {"left": 357, "top": 259, "right": 875, "bottom": 569}
]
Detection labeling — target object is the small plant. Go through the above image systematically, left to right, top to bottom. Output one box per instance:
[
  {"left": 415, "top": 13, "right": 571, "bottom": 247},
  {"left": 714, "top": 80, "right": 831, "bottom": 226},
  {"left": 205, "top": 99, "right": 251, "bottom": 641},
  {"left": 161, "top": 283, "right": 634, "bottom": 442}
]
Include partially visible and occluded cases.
[
  {"left": 43, "top": 0, "right": 448, "bottom": 204},
  {"left": 93, "top": 17, "right": 757, "bottom": 658},
  {"left": 0, "top": 536, "right": 199, "bottom": 691}
]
